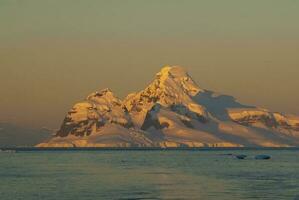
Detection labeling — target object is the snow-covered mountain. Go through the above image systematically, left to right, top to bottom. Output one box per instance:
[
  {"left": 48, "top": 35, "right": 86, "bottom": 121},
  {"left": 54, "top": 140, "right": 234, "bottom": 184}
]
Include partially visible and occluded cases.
[{"left": 37, "top": 66, "right": 299, "bottom": 147}]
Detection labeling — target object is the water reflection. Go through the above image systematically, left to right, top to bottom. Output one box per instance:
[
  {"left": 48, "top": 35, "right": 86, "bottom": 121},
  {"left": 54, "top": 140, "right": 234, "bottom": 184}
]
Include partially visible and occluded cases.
[{"left": 0, "top": 150, "right": 299, "bottom": 200}]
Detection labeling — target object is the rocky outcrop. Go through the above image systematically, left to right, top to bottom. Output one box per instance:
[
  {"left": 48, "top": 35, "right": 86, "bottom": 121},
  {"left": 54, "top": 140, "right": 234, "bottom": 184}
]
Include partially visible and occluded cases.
[
  {"left": 56, "top": 89, "right": 133, "bottom": 138},
  {"left": 228, "top": 108, "right": 299, "bottom": 131}
]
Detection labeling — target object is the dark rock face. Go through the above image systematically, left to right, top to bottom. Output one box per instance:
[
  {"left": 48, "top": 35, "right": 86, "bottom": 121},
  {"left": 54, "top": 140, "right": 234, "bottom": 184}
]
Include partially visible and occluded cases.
[
  {"left": 55, "top": 89, "right": 135, "bottom": 138},
  {"left": 141, "top": 104, "right": 167, "bottom": 130},
  {"left": 170, "top": 104, "right": 207, "bottom": 123},
  {"left": 232, "top": 113, "right": 299, "bottom": 132},
  {"left": 233, "top": 115, "right": 278, "bottom": 128},
  {"left": 56, "top": 116, "right": 75, "bottom": 137},
  {"left": 56, "top": 118, "right": 97, "bottom": 137},
  {"left": 180, "top": 119, "right": 194, "bottom": 129}
]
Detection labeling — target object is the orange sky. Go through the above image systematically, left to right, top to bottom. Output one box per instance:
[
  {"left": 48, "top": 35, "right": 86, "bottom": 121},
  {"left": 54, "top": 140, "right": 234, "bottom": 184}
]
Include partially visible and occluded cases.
[{"left": 0, "top": 0, "right": 298, "bottom": 128}]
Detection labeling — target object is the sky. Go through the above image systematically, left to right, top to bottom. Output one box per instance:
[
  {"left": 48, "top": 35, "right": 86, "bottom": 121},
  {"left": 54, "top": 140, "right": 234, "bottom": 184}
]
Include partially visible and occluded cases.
[{"left": 0, "top": 0, "right": 298, "bottom": 129}]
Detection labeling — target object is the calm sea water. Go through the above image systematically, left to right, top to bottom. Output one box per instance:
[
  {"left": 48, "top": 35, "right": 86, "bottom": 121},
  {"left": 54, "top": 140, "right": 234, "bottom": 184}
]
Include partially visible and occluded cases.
[{"left": 0, "top": 149, "right": 299, "bottom": 200}]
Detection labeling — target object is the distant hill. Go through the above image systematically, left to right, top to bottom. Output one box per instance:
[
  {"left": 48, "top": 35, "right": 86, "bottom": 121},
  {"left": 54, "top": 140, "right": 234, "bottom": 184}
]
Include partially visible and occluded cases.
[
  {"left": 37, "top": 66, "right": 299, "bottom": 147},
  {"left": 0, "top": 122, "right": 52, "bottom": 147}
]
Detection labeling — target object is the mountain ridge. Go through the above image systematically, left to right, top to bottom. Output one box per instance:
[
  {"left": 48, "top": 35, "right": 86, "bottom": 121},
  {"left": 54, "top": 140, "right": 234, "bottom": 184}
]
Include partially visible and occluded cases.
[{"left": 37, "top": 66, "right": 299, "bottom": 147}]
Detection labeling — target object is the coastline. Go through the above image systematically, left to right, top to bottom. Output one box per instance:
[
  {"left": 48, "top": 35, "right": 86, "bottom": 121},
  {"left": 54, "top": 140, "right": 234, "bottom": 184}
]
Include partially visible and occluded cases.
[{"left": 1, "top": 147, "right": 299, "bottom": 152}]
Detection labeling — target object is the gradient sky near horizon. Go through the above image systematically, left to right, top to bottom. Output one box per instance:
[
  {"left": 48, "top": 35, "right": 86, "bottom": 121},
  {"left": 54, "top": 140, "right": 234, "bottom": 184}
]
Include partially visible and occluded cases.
[{"left": 0, "top": 0, "right": 299, "bottom": 129}]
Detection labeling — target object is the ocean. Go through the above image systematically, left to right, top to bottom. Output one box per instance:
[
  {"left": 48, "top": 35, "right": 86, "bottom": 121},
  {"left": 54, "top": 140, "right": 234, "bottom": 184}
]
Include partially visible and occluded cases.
[{"left": 0, "top": 149, "right": 298, "bottom": 200}]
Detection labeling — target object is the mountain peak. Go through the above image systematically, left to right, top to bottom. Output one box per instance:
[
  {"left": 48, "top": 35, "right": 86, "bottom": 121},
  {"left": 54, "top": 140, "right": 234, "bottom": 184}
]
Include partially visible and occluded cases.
[
  {"left": 154, "top": 65, "right": 203, "bottom": 97},
  {"left": 156, "top": 65, "right": 189, "bottom": 80},
  {"left": 123, "top": 66, "right": 206, "bottom": 119},
  {"left": 86, "top": 88, "right": 122, "bottom": 106},
  {"left": 87, "top": 88, "right": 115, "bottom": 98},
  {"left": 95, "top": 88, "right": 114, "bottom": 96}
]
